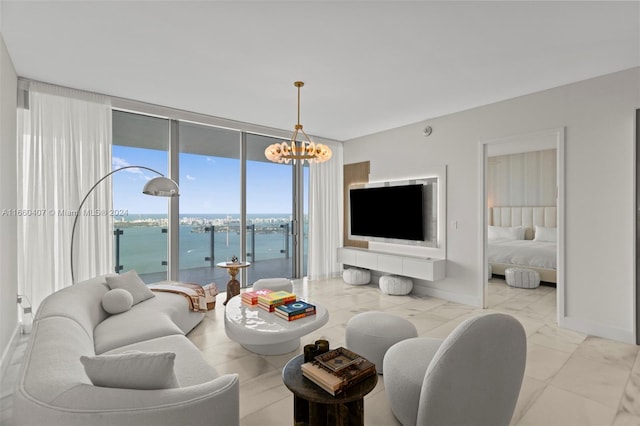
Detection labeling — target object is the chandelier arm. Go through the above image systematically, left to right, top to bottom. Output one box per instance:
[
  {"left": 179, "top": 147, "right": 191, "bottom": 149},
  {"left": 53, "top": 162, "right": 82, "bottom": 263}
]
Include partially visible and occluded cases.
[
  {"left": 290, "top": 128, "right": 299, "bottom": 149},
  {"left": 299, "top": 128, "right": 313, "bottom": 143}
]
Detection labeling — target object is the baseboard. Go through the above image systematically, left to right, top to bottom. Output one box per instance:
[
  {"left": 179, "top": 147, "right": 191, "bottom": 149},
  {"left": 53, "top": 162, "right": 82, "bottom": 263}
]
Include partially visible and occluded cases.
[
  {"left": 367, "top": 271, "right": 481, "bottom": 307},
  {"left": 412, "top": 284, "right": 481, "bottom": 307},
  {"left": 560, "top": 315, "right": 636, "bottom": 345},
  {"left": 0, "top": 325, "right": 21, "bottom": 381}
]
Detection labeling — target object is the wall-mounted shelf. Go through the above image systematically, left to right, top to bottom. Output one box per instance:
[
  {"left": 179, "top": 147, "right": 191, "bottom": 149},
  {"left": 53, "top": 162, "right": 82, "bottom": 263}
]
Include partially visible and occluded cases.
[{"left": 337, "top": 247, "right": 446, "bottom": 282}]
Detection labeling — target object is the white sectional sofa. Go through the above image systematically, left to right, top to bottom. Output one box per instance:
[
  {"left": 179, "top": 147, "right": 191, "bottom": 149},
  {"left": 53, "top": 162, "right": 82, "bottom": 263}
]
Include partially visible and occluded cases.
[{"left": 13, "top": 275, "right": 239, "bottom": 426}]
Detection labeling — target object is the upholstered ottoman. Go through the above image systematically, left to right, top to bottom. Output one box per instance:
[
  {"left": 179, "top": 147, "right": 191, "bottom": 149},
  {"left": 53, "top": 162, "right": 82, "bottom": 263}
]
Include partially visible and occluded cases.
[
  {"left": 343, "top": 268, "right": 371, "bottom": 285},
  {"left": 505, "top": 268, "right": 540, "bottom": 289},
  {"left": 379, "top": 275, "right": 413, "bottom": 295},
  {"left": 346, "top": 311, "right": 418, "bottom": 374}
]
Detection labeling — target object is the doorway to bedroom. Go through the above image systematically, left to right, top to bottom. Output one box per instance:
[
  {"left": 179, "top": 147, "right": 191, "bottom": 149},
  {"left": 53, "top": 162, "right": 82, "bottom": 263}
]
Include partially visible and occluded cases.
[{"left": 479, "top": 128, "right": 565, "bottom": 325}]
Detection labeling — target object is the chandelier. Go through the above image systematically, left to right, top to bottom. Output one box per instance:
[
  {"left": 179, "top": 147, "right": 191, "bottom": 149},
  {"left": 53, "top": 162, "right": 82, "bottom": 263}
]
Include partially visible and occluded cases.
[{"left": 264, "top": 81, "right": 332, "bottom": 164}]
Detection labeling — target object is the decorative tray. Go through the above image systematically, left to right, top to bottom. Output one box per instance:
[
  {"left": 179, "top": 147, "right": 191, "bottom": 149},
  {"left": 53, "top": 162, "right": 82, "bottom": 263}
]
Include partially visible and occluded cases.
[{"left": 314, "top": 347, "right": 365, "bottom": 373}]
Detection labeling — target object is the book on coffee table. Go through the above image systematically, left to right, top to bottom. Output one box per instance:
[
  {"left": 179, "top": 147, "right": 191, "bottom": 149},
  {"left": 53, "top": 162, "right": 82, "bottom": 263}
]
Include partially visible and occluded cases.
[
  {"left": 241, "top": 289, "right": 272, "bottom": 306},
  {"left": 257, "top": 291, "right": 296, "bottom": 312},
  {"left": 274, "top": 301, "right": 316, "bottom": 320},
  {"left": 274, "top": 310, "right": 316, "bottom": 321}
]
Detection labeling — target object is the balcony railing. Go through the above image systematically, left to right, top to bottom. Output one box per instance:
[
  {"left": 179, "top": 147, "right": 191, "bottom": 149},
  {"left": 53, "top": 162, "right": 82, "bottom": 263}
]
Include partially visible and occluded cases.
[{"left": 113, "top": 220, "right": 298, "bottom": 285}]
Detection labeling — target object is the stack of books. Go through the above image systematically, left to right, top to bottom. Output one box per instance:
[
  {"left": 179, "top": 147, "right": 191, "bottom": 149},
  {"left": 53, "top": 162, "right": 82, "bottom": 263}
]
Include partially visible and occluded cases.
[
  {"left": 241, "top": 289, "right": 272, "bottom": 306},
  {"left": 257, "top": 291, "right": 296, "bottom": 312},
  {"left": 274, "top": 300, "right": 316, "bottom": 321},
  {"left": 300, "top": 347, "right": 376, "bottom": 396}
]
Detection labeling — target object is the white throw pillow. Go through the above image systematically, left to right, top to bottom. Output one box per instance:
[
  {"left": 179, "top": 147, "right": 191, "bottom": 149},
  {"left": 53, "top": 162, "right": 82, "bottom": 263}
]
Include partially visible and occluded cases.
[
  {"left": 534, "top": 225, "right": 557, "bottom": 242},
  {"left": 488, "top": 226, "right": 525, "bottom": 241},
  {"left": 105, "top": 270, "right": 155, "bottom": 305},
  {"left": 101, "top": 289, "right": 133, "bottom": 315},
  {"left": 80, "top": 351, "right": 179, "bottom": 390}
]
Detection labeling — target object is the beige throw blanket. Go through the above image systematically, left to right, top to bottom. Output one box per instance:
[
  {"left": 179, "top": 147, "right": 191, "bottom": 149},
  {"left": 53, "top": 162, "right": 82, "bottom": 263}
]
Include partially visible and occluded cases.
[{"left": 149, "top": 281, "right": 219, "bottom": 312}]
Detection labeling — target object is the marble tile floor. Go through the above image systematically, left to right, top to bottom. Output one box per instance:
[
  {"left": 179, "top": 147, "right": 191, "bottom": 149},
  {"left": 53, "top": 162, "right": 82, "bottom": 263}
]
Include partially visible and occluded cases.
[{"left": 2, "top": 277, "right": 639, "bottom": 426}]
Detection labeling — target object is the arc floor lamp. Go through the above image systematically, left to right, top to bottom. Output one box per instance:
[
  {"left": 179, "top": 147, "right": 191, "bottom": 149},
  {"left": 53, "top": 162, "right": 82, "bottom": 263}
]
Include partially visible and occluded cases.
[{"left": 70, "top": 165, "right": 179, "bottom": 284}]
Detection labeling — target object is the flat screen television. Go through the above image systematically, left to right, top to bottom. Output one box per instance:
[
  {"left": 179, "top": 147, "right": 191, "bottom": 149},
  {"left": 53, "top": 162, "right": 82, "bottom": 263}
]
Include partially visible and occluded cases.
[{"left": 349, "top": 179, "right": 436, "bottom": 246}]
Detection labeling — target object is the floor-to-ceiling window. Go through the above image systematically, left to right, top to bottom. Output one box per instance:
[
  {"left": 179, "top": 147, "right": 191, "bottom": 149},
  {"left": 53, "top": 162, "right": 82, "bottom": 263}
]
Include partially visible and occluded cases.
[
  {"left": 112, "top": 109, "right": 308, "bottom": 286},
  {"left": 112, "top": 111, "right": 170, "bottom": 283},
  {"left": 178, "top": 121, "right": 241, "bottom": 285},
  {"left": 246, "top": 134, "right": 294, "bottom": 283}
]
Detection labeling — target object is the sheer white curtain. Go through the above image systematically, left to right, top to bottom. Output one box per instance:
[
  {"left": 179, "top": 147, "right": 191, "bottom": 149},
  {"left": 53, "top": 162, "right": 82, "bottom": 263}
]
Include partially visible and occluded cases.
[
  {"left": 17, "top": 81, "right": 113, "bottom": 310},
  {"left": 308, "top": 143, "right": 343, "bottom": 280}
]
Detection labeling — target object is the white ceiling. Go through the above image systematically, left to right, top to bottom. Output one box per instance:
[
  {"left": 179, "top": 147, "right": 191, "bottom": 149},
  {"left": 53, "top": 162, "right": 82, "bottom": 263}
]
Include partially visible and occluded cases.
[{"left": 1, "top": 1, "right": 638, "bottom": 141}]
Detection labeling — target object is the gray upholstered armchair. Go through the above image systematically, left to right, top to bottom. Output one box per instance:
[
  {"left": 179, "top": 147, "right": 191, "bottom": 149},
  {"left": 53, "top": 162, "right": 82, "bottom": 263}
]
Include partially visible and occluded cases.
[
  {"left": 251, "top": 277, "right": 293, "bottom": 293},
  {"left": 383, "top": 313, "right": 526, "bottom": 426}
]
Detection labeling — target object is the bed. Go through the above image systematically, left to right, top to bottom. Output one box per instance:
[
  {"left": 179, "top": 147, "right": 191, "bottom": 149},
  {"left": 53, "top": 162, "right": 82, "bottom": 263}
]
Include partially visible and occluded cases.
[{"left": 489, "top": 206, "right": 557, "bottom": 283}]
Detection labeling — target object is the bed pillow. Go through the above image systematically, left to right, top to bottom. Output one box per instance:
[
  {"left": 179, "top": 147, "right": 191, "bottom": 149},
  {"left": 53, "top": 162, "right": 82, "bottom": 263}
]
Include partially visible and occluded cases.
[
  {"left": 488, "top": 225, "right": 525, "bottom": 241},
  {"left": 534, "top": 225, "right": 557, "bottom": 242},
  {"left": 105, "top": 270, "right": 155, "bottom": 305},
  {"left": 101, "top": 289, "right": 134, "bottom": 315},
  {"left": 80, "top": 351, "right": 179, "bottom": 390}
]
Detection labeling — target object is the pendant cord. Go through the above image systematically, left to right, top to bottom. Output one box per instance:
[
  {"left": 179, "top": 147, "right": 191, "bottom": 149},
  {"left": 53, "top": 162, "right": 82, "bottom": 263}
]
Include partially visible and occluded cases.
[{"left": 297, "top": 84, "right": 301, "bottom": 126}]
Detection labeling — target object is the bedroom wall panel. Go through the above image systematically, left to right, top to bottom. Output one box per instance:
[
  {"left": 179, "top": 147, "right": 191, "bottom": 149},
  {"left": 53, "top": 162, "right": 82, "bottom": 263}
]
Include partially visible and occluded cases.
[
  {"left": 343, "top": 67, "right": 638, "bottom": 343},
  {"left": 487, "top": 149, "right": 557, "bottom": 207},
  {"left": 544, "top": 208, "right": 557, "bottom": 228}
]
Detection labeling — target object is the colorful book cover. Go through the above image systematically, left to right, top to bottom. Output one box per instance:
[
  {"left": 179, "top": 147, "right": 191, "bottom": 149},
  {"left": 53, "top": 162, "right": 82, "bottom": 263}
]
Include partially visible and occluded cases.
[
  {"left": 241, "top": 289, "right": 272, "bottom": 305},
  {"left": 257, "top": 291, "right": 296, "bottom": 306},
  {"left": 257, "top": 300, "right": 297, "bottom": 311},
  {"left": 275, "top": 300, "right": 316, "bottom": 316},
  {"left": 257, "top": 302, "right": 276, "bottom": 312},
  {"left": 274, "top": 308, "right": 316, "bottom": 320},
  {"left": 274, "top": 311, "right": 314, "bottom": 321},
  {"left": 274, "top": 311, "right": 300, "bottom": 320}
]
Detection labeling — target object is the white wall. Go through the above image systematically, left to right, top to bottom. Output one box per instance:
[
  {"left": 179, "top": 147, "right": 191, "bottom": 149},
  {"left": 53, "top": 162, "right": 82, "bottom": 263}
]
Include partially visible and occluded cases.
[
  {"left": 0, "top": 33, "right": 19, "bottom": 366},
  {"left": 344, "top": 67, "right": 639, "bottom": 343}
]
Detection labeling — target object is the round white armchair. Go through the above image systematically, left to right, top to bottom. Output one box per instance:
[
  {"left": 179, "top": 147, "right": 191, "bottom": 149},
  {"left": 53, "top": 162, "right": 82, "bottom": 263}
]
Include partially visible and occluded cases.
[{"left": 383, "top": 313, "right": 526, "bottom": 426}]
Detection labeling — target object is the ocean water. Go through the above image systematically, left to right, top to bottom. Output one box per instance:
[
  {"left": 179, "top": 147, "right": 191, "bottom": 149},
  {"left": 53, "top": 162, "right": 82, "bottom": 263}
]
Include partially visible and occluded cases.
[{"left": 114, "top": 214, "right": 305, "bottom": 274}]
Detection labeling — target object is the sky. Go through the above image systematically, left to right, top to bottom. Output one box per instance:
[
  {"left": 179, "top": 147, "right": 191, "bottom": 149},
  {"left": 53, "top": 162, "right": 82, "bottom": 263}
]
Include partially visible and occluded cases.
[{"left": 112, "top": 145, "right": 304, "bottom": 215}]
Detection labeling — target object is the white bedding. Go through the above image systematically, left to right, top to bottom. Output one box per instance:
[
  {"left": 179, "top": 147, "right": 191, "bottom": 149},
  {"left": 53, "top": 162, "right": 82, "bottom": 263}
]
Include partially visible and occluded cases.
[{"left": 488, "top": 238, "right": 557, "bottom": 270}]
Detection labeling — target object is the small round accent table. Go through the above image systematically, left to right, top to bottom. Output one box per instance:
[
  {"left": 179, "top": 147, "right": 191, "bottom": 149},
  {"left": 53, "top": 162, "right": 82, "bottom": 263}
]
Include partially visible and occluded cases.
[
  {"left": 216, "top": 261, "right": 251, "bottom": 305},
  {"left": 282, "top": 354, "right": 378, "bottom": 426}
]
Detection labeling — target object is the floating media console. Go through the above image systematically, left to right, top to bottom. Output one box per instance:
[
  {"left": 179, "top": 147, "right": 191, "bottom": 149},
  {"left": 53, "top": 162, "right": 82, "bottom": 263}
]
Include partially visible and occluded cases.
[{"left": 337, "top": 247, "right": 446, "bottom": 282}]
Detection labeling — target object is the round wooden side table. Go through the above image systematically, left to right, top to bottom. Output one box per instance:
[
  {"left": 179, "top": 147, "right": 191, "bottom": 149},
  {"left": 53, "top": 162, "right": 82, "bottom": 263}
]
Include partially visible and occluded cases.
[
  {"left": 216, "top": 261, "right": 250, "bottom": 305},
  {"left": 282, "top": 354, "right": 377, "bottom": 426}
]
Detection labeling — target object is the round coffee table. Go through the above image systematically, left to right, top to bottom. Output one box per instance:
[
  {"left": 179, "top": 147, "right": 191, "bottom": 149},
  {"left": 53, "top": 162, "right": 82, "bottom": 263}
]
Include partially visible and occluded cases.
[
  {"left": 224, "top": 295, "right": 329, "bottom": 355},
  {"left": 282, "top": 354, "right": 378, "bottom": 426}
]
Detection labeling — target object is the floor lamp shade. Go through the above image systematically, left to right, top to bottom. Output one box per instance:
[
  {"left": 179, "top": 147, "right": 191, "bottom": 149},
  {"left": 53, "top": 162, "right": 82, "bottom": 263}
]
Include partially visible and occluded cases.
[
  {"left": 70, "top": 166, "right": 179, "bottom": 284},
  {"left": 143, "top": 177, "right": 179, "bottom": 197}
]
